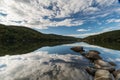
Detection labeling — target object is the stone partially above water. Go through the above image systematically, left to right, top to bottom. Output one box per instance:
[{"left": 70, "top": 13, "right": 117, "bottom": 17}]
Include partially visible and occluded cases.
[
  {"left": 71, "top": 46, "right": 85, "bottom": 52},
  {"left": 85, "top": 50, "right": 102, "bottom": 61}
]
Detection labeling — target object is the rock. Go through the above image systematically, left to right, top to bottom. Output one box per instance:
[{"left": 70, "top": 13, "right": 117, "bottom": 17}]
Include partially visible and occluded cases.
[
  {"left": 71, "top": 46, "right": 85, "bottom": 52},
  {"left": 85, "top": 50, "right": 102, "bottom": 61},
  {"left": 88, "top": 50, "right": 101, "bottom": 54},
  {"left": 94, "top": 60, "right": 115, "bottom": 72},
  {"left": 94, "top": 60, "right": 113, "bottom": 67},
  {"left": 108, "top": 62, "right": 117, "bottom": 66},
  {"left": 94, "top": 63, "right": 101, "bottom": 69},
  {"left": 86, "top": 67, "right": 96, "bottom": 76},
  {"left": 113, "top": 69, "right": 120, "bottom": 80},
  {"left": 113, "top": 69, "right": 120, "bottom": 77},
  {"left": 94, "top": 70, "right": 114, "bottom": 80},
  {"left": 116, "top": 74, "right": 120, "bottom": 80}
]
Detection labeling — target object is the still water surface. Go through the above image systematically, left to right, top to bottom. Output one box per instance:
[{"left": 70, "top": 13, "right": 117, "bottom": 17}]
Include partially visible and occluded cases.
[{"left": 0, "top": 42, "right": 120, "bottom": 80}]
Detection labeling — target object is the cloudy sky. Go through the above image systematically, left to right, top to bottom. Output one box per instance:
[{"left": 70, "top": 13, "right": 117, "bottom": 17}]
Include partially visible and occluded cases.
[{"left": 0, "top": 0, "right": 120, "bottom": 38}]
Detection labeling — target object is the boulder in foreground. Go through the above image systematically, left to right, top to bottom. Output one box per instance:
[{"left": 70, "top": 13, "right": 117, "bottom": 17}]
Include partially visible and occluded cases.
[{"left": 94, "top": 70, "right": 114, "bottom": 80}]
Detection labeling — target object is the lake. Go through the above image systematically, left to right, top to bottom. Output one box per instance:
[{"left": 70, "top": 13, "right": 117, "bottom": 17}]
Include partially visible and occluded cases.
[{"left": 0, "top": 42, "right": 120, "bottom": 80}]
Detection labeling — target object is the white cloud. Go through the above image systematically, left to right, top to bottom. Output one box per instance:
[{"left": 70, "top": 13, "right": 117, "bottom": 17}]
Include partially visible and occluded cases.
[
  {"left": 0, "top": 0, "right": 118, "bottom": 29},
  {"left": 96, "top": 0, "right": 115, "bottom": 6},
  {"left": 83, "top": 7, "right": 99, "bottom": 15},
  {"left": 107, "top": 19, "right": 120, "bottom": 23},
  {"left": 68, "top": 26, "right": 120, "bottom": 38},
  {"left": 77, "top": 29, "right": 90, "bottom": 32},
  {"left": 68, "top": 32, "right": 100, "bottom": 38}
]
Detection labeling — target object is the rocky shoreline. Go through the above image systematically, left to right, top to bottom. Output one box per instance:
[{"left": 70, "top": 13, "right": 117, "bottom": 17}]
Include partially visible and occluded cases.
[{"left": 71, "top": 46, "right": 120, "bottom": 80}]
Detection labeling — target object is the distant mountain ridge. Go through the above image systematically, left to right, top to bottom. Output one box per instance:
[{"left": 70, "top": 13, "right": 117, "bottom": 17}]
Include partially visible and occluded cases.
[
  {"left": 1, "top": 23, "right": 120, "bottom": 44},
  {"left": 0, "top": 24, "right": 80, "bottom": 43},
  {"left": 83, "top": 30, "right": 120, "bottom": 50},
  {"left": 84, "top": 30, "right": 120, "bottom": 43}
]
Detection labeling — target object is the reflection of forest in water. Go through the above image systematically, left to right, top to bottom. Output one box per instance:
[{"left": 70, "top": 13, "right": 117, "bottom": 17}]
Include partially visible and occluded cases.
[
  {"left": 0, "top": 41, "right": 120, "bottom": 56},
  {"left": 0, "top": 41, "right": 75, "bottom": 56},
  {"left": 86, "top": 41, "right": 120, "bottom": 51}
]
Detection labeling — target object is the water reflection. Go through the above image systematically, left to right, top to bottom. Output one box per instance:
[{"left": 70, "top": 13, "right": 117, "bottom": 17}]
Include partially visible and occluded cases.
[
  {"left": 0, "top": 41, "right": 75, "bottom": 56},
  {"left": 1, "top": 41, "right": 120, "bottom": 56},
  {"left": 86, "top": 41, "right": 120, "bottom": 50},
  {"left": 0, "top": 42, "right": 120, "bottom": 80},
  {"left": 33, "top": 42, "right": 120, "bottom": 68},
  {"left": 63, "top": 42, "right": 120, "bottom": 68},
  {"left": 0, "top": 51, "right": 92, "bottom": 80}
]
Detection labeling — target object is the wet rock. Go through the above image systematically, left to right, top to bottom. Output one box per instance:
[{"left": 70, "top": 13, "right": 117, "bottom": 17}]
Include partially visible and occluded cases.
[
  {"left": 71, "top": 46, "right": 85, "bottom": 52},
  {"left": 85, "top": 50, "right": 102, "bottom": 61},
  {"left": 94, "top": 60, "right": 115, "bottom": 72},
  {"left": 113, "top": 69, "right": 120, "bottom": 80},
  {"left": 94, "top": 70, "right": 114, "bottom": 80}
]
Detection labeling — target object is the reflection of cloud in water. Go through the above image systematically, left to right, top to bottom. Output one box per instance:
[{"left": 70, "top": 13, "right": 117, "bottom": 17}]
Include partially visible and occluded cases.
[{"left": 0, "top": 51, "right": 92, "bottom": 80}]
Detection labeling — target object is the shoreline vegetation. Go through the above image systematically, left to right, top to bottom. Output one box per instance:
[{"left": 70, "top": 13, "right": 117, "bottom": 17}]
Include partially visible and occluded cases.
[
  {"left": 0, "top": 23, "right": 120, "bottom": 55},
  {"left": 1, "top": 23, "right": 120, "bottom": 44},
  {"left": 0, "top": 24, "right": 81, "bottom": 43},
  {"left": 0, "top": 24, "right": 80, "bottom": 56},
  {"left": 83, "top": 30, "right": 120, "bottom": 50},
  {"left": 84, "top": 30, "right": 120, "bottom": 43},
  {"left": 0, "top": 41, "right": 75, "bottom": 56},
  {"left": 71, "top": 46, "right": 120, "bottom": 80}
]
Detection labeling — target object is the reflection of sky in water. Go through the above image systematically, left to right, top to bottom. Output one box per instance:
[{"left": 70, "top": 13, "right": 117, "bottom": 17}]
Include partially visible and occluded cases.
[
  {"left": 0, "top": 42, "right": 120, "bottom": 80},
  {"left": 35, "top": 42, "right": 120, "bottom": 68},
  {"left": 0, "top": 51, "right": 91, "bottom": 80}
]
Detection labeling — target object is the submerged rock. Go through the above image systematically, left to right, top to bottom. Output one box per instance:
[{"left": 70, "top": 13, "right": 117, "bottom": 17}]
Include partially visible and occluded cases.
[
  {"left": 71, "top": 46, "right": 85, "bottom": 52},
  {"left": 94, "top": 70, "right": 114, "bottom": 80}
]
